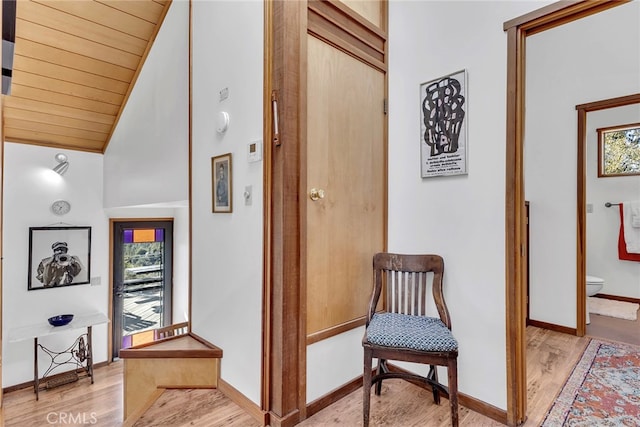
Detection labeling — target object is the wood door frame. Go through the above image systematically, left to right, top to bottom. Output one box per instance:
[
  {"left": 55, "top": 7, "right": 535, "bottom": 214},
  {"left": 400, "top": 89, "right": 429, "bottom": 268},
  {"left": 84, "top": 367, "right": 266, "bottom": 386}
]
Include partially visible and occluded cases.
[
  {"left": 265, "top": 1, "right": 305, "bottom": 425},
  {"left": 503, "top": 1, "right": 629, "bottom": 425},
  {"left": 265, "top": 2, "right": 388, "bottom": 426},
  {"left": 575, "top": 94, "right": 640, "bottom": 332},
  {"left": 107, "top": 217, "right": 175, "bottom": 362}
]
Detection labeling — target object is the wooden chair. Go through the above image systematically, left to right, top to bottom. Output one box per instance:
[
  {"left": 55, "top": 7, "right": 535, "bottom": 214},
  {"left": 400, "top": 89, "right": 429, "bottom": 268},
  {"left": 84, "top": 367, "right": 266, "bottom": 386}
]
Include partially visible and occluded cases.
[
  {"left": 362, "top": 253, "right": 459, "bottom": 427},
  {"left": 153, "top": 321, "right": 189, "bottom": 340}
]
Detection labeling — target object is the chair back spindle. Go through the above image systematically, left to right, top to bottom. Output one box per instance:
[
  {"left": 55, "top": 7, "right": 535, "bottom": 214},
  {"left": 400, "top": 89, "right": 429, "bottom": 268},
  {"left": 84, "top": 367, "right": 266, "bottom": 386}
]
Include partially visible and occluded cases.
[{"left": 386, "top": 270, "right": 432, "bottom": 316}]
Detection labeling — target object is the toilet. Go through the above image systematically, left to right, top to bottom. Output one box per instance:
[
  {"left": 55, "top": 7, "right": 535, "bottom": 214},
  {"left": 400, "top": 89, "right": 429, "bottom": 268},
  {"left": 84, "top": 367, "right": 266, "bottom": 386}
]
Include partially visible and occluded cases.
[{"left": 586, "top": 275, "right": 604, "bottom": 324}]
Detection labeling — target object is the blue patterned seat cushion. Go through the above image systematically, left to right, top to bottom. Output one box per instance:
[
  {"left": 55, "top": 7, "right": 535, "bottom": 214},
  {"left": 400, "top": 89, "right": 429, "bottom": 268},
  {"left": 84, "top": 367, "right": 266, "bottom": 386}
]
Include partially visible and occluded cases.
[{"left": 366, "top": 312, "right": 458, "bottom": 352}]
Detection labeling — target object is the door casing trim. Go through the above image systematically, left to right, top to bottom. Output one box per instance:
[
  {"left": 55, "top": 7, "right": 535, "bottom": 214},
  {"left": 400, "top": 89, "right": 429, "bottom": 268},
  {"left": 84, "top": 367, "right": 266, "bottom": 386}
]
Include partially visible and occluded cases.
[{"left": 503, "top": 1, "right": 629, "bottom": 425}]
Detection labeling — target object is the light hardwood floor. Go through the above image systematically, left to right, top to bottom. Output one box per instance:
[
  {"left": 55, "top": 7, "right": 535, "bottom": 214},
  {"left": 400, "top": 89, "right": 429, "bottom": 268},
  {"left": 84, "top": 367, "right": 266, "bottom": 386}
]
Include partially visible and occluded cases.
[
  {"left": 586, "top": 312, "right": 640, "bottom": 346},
  {"left": 0, "top": 326, "right": 591, "bottom": 426}
]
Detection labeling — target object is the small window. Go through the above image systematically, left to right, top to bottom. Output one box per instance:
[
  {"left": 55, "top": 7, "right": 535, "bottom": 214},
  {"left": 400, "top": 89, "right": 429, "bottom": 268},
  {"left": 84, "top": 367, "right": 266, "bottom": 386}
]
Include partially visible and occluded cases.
[{"left": 598, "top": 122, "right": 640, "bottom": 177}]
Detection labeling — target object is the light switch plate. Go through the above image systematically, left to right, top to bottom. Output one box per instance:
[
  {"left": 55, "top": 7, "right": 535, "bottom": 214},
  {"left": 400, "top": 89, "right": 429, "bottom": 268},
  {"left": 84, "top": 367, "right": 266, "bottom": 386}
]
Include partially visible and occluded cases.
[{"left": 244, "top": 185, "right": 253, "bottom": 206}]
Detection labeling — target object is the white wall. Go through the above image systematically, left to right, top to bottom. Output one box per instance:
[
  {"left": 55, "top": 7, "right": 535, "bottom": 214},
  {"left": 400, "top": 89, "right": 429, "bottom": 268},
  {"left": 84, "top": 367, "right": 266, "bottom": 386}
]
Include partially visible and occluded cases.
[
  {"left": 1, "top": 0, "right": 191, "bottom": 388},
  {"left": 103, "top": 0, "right": 189, "bottom": 209},
  {"left": 103, "top": 0, "right": 190, "bottom": 326},
  {"left": 386, "top": 0, "right": 556, "bottom": 410},
  {"left": 190, "top": 1, "right": 264, "bottom": 405},
  {"left": 525, "top": 2, "right": 640, "bottom": 326},
  {"left": 586, "top": 105, "right": 640, "bottom": 299},
  {"left": 2, "top": 143, "right": 109, "bottom": 387},
  {"left": 307, "top": 327, "right": 365, "bottom": 403}
]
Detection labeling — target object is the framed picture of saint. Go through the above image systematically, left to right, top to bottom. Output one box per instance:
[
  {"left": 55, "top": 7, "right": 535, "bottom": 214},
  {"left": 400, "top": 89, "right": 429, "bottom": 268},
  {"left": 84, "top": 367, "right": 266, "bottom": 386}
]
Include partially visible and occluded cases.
[{"left": 212, "top": 153, "right": 232, "bottom": 213}]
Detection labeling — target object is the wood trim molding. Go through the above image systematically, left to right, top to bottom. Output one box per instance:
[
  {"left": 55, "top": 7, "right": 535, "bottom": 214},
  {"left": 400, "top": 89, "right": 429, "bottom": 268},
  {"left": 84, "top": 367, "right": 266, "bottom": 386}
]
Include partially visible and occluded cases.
[
  {"left": 188, "top": 0, "right": 194, "bottom": 339},
  {"left": 261, "top": 0, "right": 274, "bottom": 417},
  {"left": 268, "top": 0, "right": 304, "bottom": 425},
  {"left": 307, "top": 0, "right": 387, "bottom": 72},
  {"left": 503, "top": 0, "right": 628, "bottom": 34},
  {"left": 504, "top": 2, "right": 629, "bottom": 425},
  {"left": 504, "top": 24, "right": 527, "bottom": 427},
  {"left": 576, "top": 93, "right": 640, "bottom": 112},
  {"left": 576, "top": 107, "right": 587, "bottom": 337},
  {"left": 595, "top": 293, "right": 640, "bottom": 305},
  {"left": 306, "top": 317, "right": 365, "bottom": 345},
  {"left": 527, "top": 319, "right": 577, "bottom": 336},
  {"left": 189, "top": 332, "right": 222, "bottom": 350},
  {"left": 118, "top": 333, "right": 222, "bottom": 359},
  {"left": 2, "top": 361, "right": 110, "bottom": 394},
  {"left": 385, "top": 363, "right": 508, "bottom": 425},
  {"left": 305, "top": 372, "right": 370, "bottom": 418},
  {"left": 219, "top": 378, "right": 269, "bottom": 426}
]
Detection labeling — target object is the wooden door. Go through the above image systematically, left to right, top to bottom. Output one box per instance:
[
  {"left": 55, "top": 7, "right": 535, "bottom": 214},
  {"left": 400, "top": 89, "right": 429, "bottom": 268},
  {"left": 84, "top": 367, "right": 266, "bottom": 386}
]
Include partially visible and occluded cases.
[
  {"left": 267, "top": 1, "right": 387, "bottom": 424},
  {"left": 305, "top": 36, "right": 385, "bottom": 341}
]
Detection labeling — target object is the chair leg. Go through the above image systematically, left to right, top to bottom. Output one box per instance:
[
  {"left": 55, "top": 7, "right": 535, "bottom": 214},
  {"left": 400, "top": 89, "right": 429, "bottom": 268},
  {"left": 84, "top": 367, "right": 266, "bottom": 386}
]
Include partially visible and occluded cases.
[
  {"left": 363, "top": 347, "right": 373, "bottom": 427},
  {"left": 375, "top": 359, "right": 387, "bottom": 396},
  {"left": 448, "top": 359, "right": 459, "bottom": 427},
  {"left": 428, "top": 364, "right": 440, "bottom": 405}
]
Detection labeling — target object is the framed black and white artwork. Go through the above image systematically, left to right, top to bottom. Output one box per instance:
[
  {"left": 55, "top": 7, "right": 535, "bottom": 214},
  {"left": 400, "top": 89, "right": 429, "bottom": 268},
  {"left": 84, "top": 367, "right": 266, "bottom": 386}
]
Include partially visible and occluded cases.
[
  {"left": 420, "top": 69, "right": 468, "bottom": 178},
  {"left": 28, "top": 226, "right": 91, "bottom": 290}
]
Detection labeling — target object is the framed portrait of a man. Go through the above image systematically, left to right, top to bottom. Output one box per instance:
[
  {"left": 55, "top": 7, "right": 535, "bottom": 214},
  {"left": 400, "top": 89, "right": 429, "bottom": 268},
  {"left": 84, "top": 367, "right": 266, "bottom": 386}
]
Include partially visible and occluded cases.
[
  {"left": 212, "top": 153, "right": 232, "bottom": 213},
  {"left": 28, "top": 226, "right": 91, "bottom": 290}
]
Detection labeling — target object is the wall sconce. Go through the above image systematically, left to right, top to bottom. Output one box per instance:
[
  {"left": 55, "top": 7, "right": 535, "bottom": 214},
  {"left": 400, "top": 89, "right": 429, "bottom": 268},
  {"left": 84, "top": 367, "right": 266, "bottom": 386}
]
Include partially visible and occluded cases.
[{"left": 53, "top": 153, "right": 69, "bottom": 175}]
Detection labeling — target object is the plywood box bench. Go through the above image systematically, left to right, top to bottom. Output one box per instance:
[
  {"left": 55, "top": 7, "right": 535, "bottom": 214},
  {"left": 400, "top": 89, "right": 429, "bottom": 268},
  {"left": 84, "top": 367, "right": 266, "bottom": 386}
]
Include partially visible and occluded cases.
[{"left": 119, "top": 333, "right": 222, "bottom": 423}]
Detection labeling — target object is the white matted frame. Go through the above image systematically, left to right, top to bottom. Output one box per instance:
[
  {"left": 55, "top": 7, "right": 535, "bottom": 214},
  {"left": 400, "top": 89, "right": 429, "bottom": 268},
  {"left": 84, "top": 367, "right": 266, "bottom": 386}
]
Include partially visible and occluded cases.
[
  {"left": 420, "top": 69, "right": 468, "bottom": 178},
  {"left": 212, "top": 153, "right": 233, "bottom": 213},
  {"left": 28, "top": 226, "right": 91, "bottom": 290}
]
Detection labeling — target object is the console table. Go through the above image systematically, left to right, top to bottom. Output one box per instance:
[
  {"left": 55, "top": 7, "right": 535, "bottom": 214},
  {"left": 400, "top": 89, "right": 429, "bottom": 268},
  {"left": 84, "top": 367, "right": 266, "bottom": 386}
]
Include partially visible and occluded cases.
[{"left": 8, "top": 312, "right": 109, "bottom": 400}]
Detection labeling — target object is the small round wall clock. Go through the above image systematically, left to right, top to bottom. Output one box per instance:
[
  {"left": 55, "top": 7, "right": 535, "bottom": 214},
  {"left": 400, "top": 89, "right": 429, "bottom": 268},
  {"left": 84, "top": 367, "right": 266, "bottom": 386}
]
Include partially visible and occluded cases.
[{"left": 51, "top": 200, "right": 71, "bottom": 216}]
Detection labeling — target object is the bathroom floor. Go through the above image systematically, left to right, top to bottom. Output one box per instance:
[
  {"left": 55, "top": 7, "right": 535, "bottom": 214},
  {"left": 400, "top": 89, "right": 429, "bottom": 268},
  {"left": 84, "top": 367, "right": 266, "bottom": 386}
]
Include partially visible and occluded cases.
[{"left": 586, "top": 312, "right": 640, "bottom": 346}]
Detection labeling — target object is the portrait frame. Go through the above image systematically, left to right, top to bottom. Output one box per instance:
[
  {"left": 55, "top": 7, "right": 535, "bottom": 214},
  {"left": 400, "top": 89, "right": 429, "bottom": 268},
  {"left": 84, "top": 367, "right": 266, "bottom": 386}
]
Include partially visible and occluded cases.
[
  {"left": 420, "top": 69, "right": 468, "bottom": 178},
  {"left": 597, "top": 122, "right": 640, "bottom": 178},
  {"left": 212, "top": 153, "right": 233, "bottom": 213},
  {"left": 28, "top": 226, "right": 92, "bottom": 290}
]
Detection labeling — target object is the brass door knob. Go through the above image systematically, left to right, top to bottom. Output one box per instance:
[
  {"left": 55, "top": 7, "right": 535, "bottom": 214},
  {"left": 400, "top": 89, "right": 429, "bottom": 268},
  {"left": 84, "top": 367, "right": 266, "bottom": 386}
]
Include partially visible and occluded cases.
[{"left": 309, "top": 188, "right": 325, "bottom": 201}]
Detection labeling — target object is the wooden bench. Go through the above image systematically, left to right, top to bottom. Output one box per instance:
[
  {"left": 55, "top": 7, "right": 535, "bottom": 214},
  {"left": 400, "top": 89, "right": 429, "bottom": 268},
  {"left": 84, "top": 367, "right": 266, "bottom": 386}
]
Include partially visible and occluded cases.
[{"left": 119, "top": 332, "right": 222, "bottom": 424}]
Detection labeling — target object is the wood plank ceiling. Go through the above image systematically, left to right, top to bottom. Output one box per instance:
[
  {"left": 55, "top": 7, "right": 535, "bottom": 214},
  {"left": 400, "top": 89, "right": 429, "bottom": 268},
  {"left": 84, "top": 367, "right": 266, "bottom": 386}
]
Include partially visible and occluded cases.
[{"left": 2, "top": 0, "right": 171, "bottom": 153}]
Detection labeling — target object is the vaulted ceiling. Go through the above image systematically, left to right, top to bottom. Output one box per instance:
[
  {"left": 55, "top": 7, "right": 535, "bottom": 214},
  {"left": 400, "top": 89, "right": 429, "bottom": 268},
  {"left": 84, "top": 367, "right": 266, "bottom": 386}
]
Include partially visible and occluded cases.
[{"left": 2, "top": 0, "right": 171, "bottom": 153}]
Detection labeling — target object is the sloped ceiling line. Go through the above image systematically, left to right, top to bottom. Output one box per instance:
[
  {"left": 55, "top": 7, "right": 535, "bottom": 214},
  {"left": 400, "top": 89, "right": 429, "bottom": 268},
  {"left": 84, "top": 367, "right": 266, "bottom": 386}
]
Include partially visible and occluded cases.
[{"left": 2, "top": 0, "right": 172, "bottom": 153}]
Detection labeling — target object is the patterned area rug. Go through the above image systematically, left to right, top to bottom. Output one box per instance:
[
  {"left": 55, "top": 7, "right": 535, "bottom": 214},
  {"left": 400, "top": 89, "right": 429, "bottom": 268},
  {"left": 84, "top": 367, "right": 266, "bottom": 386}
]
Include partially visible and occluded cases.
[{"left": 542, "top": 339, "right": 640, "bottom": 426}]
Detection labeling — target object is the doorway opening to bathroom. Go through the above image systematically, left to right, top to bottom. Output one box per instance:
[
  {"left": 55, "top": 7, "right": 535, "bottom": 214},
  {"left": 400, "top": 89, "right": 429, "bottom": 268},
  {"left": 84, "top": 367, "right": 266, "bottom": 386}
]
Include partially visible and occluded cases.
[
  {"left": 504, "top": 1, "right": 630, "bottom": 425},
  {"left": 577, "top": 94, "right": 640, "bottom": 347}
]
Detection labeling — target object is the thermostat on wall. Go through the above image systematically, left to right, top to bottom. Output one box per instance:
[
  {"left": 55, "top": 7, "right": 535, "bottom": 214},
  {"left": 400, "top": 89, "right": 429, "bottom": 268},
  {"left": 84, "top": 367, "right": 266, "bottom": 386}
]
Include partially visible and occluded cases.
[{"left": 248, "top": 140, "right": 263, "bottom": 163}]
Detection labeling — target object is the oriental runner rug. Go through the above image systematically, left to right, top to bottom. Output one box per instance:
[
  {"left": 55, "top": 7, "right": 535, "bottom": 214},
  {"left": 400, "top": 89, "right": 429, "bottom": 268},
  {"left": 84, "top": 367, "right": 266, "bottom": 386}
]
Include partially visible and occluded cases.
[{"left": 541, "top": 339, "right": 640, "bottom": 426}]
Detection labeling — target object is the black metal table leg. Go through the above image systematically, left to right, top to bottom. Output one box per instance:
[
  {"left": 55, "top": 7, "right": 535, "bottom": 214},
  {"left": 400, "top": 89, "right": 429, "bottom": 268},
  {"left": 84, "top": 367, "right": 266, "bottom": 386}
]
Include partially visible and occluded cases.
[
  {"left": 87, "top": 326, "right": 94, "bottom": 384},
  {"left": 34, "top": 337, "right": 39, "bottom": 400}
]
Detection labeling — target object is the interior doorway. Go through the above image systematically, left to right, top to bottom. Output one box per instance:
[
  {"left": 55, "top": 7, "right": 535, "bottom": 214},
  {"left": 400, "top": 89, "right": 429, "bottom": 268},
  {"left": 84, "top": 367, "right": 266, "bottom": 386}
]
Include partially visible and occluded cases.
[
  {"left": 504, "top": 2, "right": 628, "bottom": 425},
  {"left": 111, "top": 220, "right": 173, "bottom": 359}
]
